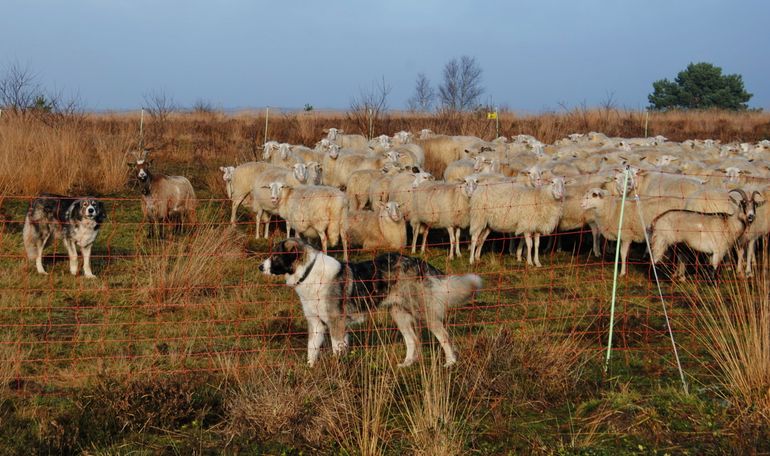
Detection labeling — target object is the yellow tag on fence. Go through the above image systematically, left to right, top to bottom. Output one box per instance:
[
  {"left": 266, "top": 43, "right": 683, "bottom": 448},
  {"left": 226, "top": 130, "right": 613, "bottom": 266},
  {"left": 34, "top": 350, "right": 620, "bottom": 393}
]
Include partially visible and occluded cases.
[{"left": 487, "top": 112, "right": 497, "bottom": 120}]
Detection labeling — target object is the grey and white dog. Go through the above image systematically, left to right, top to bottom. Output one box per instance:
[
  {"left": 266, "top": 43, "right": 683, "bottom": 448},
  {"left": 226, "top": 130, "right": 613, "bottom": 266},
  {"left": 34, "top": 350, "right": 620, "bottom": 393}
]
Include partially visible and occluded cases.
[
  {"left": 22, "top": 194, "right": 106, "bottom": 278},
  {"left": 259, "top": 238, "right": 483, "bottom": 367}
]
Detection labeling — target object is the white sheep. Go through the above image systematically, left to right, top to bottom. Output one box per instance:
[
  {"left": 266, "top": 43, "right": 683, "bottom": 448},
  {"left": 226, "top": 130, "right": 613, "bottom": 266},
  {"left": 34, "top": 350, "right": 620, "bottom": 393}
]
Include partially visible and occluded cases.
[
  {"left": 325, "top": 128, "right": 369, "bottom": 149},
  {"left": 249, "top": 163, "right": 310, "bottom": 238},
  {"left": 346, "top": 168, "right": 383, "bottom": 210},
  {"left": 469, "top": 177, "right": 565, "bottom": 266},
  {"left": 410, "top": 178, "right": 477, "bottom": 259},
  {"left": 267, "top": 182, "right": 349, "bottom": 260},
  {"left": 345, "top": 201, "right": 406, "bottom": 251}
]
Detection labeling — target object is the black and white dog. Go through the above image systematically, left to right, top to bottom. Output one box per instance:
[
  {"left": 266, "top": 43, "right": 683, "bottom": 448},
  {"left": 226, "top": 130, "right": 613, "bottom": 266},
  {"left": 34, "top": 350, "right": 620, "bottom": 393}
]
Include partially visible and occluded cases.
[
  {"left": 22, "top": 194, "right": 107, "bottom": 278},
  {"left": 259, "top": 238, "right": 483, "bottom": 367}
]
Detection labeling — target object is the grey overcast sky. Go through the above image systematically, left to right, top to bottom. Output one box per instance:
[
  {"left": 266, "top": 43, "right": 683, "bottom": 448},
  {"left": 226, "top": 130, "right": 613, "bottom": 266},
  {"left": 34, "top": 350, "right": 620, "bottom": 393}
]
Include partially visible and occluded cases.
[{"left": 2, "top": 0, "right": 768, "bottom": 112}]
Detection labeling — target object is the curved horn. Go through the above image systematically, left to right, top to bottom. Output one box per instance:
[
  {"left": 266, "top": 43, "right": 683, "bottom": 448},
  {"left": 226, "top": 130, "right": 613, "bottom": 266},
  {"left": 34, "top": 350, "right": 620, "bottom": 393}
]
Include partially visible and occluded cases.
[{"left": 729, "top": 188, "right": 748, "bottom": 201}]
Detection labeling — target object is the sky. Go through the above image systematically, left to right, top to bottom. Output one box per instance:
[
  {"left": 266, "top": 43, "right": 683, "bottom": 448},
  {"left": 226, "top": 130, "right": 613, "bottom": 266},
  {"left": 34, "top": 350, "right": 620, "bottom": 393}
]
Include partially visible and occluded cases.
[{"left": 2, "top": 0, "right": 769, "bottom": 112}]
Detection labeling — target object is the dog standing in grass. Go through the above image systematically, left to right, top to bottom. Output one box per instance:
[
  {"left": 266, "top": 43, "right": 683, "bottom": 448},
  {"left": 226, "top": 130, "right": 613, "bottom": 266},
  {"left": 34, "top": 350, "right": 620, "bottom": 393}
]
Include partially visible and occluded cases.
[
  {"left": 23, "top": 194, "right": 106, "bottom": 278},
  {"left": 259, "top": 238, "right": 483, "bottom": 367}
]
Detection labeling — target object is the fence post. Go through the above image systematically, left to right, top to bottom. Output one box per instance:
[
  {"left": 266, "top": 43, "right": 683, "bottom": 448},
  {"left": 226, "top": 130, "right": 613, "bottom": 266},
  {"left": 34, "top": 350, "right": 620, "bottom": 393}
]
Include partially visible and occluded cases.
[
  {"left": 139, "top": 108, "right": 144, "bottom": 149},
  {"left": 605, "top": 167, "right": 630, "bottom": 373}
]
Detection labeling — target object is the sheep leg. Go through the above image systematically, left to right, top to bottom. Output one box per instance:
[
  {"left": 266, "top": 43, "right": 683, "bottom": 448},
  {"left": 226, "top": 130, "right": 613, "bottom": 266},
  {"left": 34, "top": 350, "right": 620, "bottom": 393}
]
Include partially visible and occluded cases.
[
  {"left": 254, "top": 208, "right": 263, "bottom": 240},
  {"left": 410, "top": 222, "right": 420, "bottom": 254},
  {"left": 590, "top": 222, "right": 601, "bottom": 258},
  {"left": 420, "top": 226, "right": 430, "bottom": 254},
  {"left": 447, "top": 227, "right": 455, "bottom": 259},
  {"left": 455, "top": 227, "right": 462, "bottom": 258},
  {"left": 477, "top": 228, "right": 491, "bottom": 261},
  {"left": 469, "top": 229, "right": 480, "bottom": 264},
  {"left": 319, "top": 230, "right": 329, "bottom": 254},
  {"left": 524, "top": 233, "right": 534, "bottom": 266},
  {"left": 534, "top": 233, "right": 542, "bottom": 267},
  {"left": 508, "top": 235, "right": 516, "bottom": 255},
  {"left": 516, "top": 238, "right": 524, "bottom": 262},
  {"left": 620, "top": 240, "right": 632, "bottom": 277},
  {"left": 736, "top": 244, "right": 746, "bottom": 278},
  {"left": 676, "top": 252, "right": 687, "bottom": 280},
  {"left": 391, "top": 306, "right": 420, "bottom": 367},
  {"left": 306, "top": 316, "right": 327, "bottom": 367}
]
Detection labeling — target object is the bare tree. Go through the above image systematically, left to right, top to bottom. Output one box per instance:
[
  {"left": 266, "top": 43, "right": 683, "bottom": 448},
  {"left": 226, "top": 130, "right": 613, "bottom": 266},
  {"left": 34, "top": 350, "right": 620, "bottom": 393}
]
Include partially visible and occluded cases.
[
  {"left": 438, "top": 56, "right": 484, "bottom": 111},
  {"left": 0, "top": 62, "right": 42, "bottom": 112},
  {"left": 407, "top": 73, "right": 435, "bottom": 112},
  {"left": 348, "top": 76, "right": 391, "bottom": 139},
  {"left": 143, "top": 89, "right": 176, "bottom": 124}
]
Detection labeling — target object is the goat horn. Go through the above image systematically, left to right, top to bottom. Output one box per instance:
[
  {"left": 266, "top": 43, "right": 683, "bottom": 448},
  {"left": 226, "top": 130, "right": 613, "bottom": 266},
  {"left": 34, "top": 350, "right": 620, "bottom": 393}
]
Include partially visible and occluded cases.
[{"left": 729, "top": 188, "right": 748, "bottom": 201}]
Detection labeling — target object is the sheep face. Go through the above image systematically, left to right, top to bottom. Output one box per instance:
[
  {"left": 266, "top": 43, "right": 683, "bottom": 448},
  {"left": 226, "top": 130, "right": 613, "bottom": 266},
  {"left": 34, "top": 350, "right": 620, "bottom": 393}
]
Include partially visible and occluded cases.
[
  {"left": 326, "top": 128, "right": 340, "bottom": 141},
  {"left": 419, "top": 129, "right": 433, "bottom": 139},
  {"left": 393, "top": 131, "right": 412, "bottom": 144},
  {"left": 263, "top": 141, "right": 279, "bottom": 160},
  {"left": 279, "top": 143, "right": 292, "bottom": 159},
  {"left": 328, "top": 144, "right": 341, "bottom": 159},
  {"left": 655, "top": 155, "right": 678, "bottom": 167},
  {"left": 306, "top": 162, "right": 322, "bottom": 185},
  {"left": 293, "top": 163, "right": 308, "bottom": 183},
  {"left": 219, "top": 166, "right": 235, "bottom": 182},
  {"left": 525, "top": 166, "right": 543, "bottom": 188},
  {"left": 410, "top": 171, "right": 434, "bottom": 188},
  {"left": 462, "top": 176, "right": 478, "bottom": 198},
  {"left": 550, "top": 177, "right": 566, "bottom": 200},
  {"left": 267, "top": 182, "right": 286, "bottom": 206},
  {"left": 580, "top": 188, "right": 609, "bottom": 211},
  {"left": 384, "top": 201, "right": 402, "bottom": 222}
]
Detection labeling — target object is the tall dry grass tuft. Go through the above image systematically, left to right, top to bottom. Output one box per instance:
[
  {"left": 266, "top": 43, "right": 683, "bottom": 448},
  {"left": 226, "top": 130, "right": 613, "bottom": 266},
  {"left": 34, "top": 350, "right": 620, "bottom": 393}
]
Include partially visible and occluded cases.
[
  {"left": 0, "top": 113, "right": 131, "bottom": 196},
  {"left": 135, "top": 223, "right": 244, "bottom": 307},
  {"left": 682, "top": 267, "right": 770, "bottom": 425},
  {"left": 0, "top": 336, "right": 25, "bottom": 398},
  {"left": 396, "top": 345, "right": 492, "bottom": 456},
  {"left": 316, "top": 347, "right": 395, "bottom": 456}
]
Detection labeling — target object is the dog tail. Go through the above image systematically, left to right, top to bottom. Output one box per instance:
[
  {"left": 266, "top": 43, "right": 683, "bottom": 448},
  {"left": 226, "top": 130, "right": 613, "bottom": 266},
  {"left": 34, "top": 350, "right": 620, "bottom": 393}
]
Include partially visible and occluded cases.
[
  {"left": 22, "top": 216, "right": 38, "bottom": 260},
  {"left": 431, "top": 273, "right": 483, "bottom": 310}
]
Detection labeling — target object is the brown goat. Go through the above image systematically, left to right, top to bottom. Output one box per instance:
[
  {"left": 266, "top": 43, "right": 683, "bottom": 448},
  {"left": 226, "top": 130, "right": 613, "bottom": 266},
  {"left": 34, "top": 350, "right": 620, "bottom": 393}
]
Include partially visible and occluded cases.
[{"left": 130, "top": 150, "right": 197, "bottom": 237}]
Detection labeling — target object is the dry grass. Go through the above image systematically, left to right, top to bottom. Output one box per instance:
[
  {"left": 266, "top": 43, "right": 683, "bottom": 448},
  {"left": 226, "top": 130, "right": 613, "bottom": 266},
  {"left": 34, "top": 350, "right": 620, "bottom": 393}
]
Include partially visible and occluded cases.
[
  {"left": 0, "top": 114, "right": 132, "bottom": 196},
  {"left": 134, "top": 222, "right": 244, "bottom": 307},
  {"left": 682, "top": 268, "right": 770, "bottom": 424}
]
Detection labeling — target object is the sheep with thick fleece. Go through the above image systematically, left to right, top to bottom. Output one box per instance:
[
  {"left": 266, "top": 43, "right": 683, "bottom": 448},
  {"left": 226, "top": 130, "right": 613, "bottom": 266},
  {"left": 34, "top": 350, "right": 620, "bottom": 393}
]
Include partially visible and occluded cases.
[
  {"left": 325, "top": 128, "right": 368, "bottom": 149},
  {"left": 415, "top": 134, "right": 485, "bottom": 176},
  {"left": 325, "top": 151, "right": 391, "bottom": 190},
  {"left": 443, "top": 156, "right": 498, "bottom": 182},
  {"left": 227, "top": 161, "right": 273, "bottom": 229},
  {"left": 249, "top": 163, "right": 310, "bottom": 238},
  {"left": 368, "top": 165, "right": 417, "bottom": 208},
  {"left": 346, "top": 168, "right": 383, "bottom": 210},
  {"left": 388, "top": 170, "right": 434, "bottom": 222},
  {"left": 556, "top": 173, "right": 612, "bottom": 257},
  {"left": 410, "top": 178, "right": 477, "bottom": 259},
  {"left": 468, "top": 178, "right": 565, "bottom": 266},
  {"left": 267, "top": 182, "right": 349, "bottom": 260},
  {"left": 579, "top": 188, "right": 689, "bottom": 276},
  {"left": 651, "top": 189, "right": 759, "bottom": 279},
  {"left": 346, "top": 201, "right": 406, "bottom": 251}
]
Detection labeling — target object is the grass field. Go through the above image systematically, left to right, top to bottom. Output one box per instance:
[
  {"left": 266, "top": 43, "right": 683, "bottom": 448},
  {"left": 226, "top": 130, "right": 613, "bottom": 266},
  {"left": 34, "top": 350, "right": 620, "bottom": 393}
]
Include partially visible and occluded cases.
[{"left": 0, "top": 110, "right": 769, "bottom": 454}]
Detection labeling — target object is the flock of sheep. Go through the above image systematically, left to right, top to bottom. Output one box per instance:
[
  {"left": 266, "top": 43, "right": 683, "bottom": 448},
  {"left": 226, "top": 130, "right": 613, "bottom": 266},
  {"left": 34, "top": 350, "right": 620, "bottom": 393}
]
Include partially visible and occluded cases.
[{"left": 133, "top": 127, "right": 770, "bottom": 279}]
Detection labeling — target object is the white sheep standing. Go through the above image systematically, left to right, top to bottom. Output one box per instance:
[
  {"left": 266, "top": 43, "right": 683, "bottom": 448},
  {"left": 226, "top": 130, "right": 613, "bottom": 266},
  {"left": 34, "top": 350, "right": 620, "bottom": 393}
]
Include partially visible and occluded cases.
[
  {"left": 249, "top": 163, "right": 311, "bottom": 239},
  {"left": 469, "top": 177, "right": 565, "bottom": 266},
  {"left": 410, "top": 178, "right": 477, "bottom": 259},
  {"left": 267, "top": 182, "right": 349, "bottom": 260}
]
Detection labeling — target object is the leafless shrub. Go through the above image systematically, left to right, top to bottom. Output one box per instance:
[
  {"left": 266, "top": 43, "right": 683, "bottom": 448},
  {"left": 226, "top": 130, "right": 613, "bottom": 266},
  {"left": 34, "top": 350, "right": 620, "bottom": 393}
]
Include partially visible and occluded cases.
[
  {"left": 0, "top": 62, "right": 41, "bottom": 113},
  {"left": 407, "top": 73, "right": 435, "bottom": 112},
  {"left": 348, "top": 76, "right": 391, "bottom": 139}
]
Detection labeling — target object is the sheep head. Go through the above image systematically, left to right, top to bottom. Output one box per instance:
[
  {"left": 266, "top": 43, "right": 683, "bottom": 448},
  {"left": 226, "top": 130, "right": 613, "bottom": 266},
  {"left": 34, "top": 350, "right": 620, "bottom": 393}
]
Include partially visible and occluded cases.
[{"left": 580, "top": 188, "right": 609, "bottom": 210}]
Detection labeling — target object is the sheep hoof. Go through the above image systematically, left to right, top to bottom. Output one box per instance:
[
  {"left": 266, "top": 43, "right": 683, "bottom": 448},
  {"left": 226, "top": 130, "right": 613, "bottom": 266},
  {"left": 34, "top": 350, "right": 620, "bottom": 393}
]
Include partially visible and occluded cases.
[{"left": 398, "top": 357, "right": 418, "bottom": 368}]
